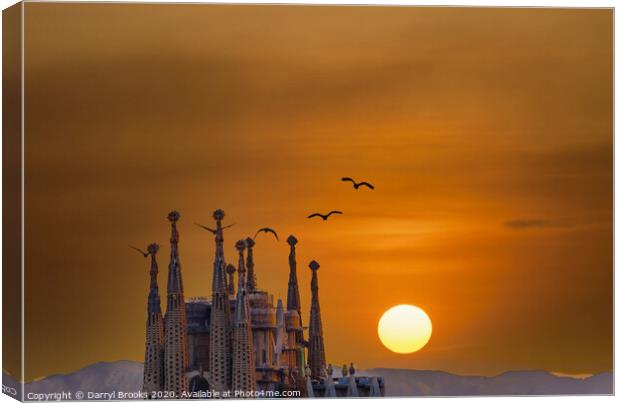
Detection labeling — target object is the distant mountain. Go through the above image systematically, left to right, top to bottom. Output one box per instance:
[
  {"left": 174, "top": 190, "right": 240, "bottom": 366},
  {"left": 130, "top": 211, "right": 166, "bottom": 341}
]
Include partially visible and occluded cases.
[
  {"left": 3, "top": 361, "right": 612, "bottom": 399},
  {"left": 26, "top": 361, "right": 143, "bottom": 396},
  {"left": 362, "top": 368, "right": 613, "bottom": 396}
]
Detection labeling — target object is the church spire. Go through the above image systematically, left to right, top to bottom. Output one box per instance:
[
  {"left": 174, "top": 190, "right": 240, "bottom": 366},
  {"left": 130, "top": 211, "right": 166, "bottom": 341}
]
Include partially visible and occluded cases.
[
  {"left": 209, "top": 209, "right": 233, "bottom": 393},
  {"left": 212, "top": 209, "right": 228, "bottom": 294},
  {"left": 164, "top": 211, "right": 189, "bottom": 395},
  {"left": 167, "top": 211, "right": 183, "bottom": 295},
  {"left": 286, "top": 235, "right": 302, "bottom": 314},
  {"left": 245, "top": 237, "right": 257, "bottom": 292},
  {"left": 232, "top": 239, "right": 256, "bottom": 393},
  {"left": 234, "top": 240, "right": 249, "bottom": 322},
  {"left": 141, "top": 243, "right": 165, "bottom": 394},
  {"left": 147, "top": 243, "right": 162, "bottom": 314},
  {"left": 308, "top": 260, "right": 326, "bottom": 380},
  {"left": 226, "top": 264, "right": 236, "bottom": 295}
]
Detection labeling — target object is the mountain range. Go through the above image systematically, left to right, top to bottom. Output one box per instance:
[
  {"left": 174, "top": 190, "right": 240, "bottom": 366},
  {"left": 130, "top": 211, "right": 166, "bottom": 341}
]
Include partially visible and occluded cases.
[{"left": 3, "top": 361, "right": 612, "bottom": 399}]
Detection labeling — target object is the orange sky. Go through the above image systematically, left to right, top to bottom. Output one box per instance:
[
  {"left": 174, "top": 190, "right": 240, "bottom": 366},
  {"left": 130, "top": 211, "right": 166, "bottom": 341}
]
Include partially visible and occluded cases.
[{"left": 22, "top": 4, "right": 612, "bottom": 381}]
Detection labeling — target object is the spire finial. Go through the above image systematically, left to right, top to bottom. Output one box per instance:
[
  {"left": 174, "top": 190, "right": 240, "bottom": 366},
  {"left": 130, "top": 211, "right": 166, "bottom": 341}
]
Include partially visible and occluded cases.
[
  {"left": 213, "top": 209, "right": 225, "bottom": 222},
  {"left": 168, "top": 210, "right": 180, "bottom": 223},
  {"left": 287, "top": 235, "right": 298, "bottom": 246},
  {"left": 147, "top": 243, "right": 160, "bottom": 256},
  {"left": 309, "top": 260, "right": 320, "bottom": 271}
]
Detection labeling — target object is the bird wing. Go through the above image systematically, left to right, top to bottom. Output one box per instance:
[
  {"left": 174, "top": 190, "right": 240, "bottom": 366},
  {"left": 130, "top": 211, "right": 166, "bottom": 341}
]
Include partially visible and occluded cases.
[
  {"left": 341, "top": 177, "right": 355, "bottom": 183},
  {"left": 359, "top": 182, "right": 375, "bottom": 189},
  {"left": 327, "top": 210, "right": 343, "bottom": 216},
  {"left": 307, "top": 213, "right": 322, "bottom": 219},
  {"left": 194, "top": 223, "right": 216, "bottom": 233},
  {"left": 254, "top": 227, "right": 278, "bottom": 240},
  {"left": 255, "top": 227, "right": 279, "bottom": 240},
  {"left": 264, "top": 228, "right": 279, "bottom": 240},
  {"left": 129, "top": 245, "right": 148, "bottom": 257}
]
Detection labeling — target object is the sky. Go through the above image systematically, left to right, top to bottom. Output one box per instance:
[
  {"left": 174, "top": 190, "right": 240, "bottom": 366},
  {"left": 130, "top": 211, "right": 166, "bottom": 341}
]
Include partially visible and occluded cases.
[{"left": 22, "top": 4, "right": 612, "bottom": 381}]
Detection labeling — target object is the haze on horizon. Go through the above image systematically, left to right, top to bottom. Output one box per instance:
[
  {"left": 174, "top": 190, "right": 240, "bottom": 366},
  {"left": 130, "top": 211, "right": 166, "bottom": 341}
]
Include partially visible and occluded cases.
[{"left": 22, "top": 4, "right": 611, "bottom": 381}]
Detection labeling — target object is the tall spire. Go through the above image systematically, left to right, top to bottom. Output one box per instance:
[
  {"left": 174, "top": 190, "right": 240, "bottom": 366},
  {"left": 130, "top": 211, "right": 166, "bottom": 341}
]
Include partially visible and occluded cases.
[
  {"left": 209, "top": 209, "right": 232, "bottom": 393},
  {"left": 212, "top": 209, "right": 228, "bottom": 294},
  {"left": 164, "top": 211, "right": 189, "bottom": 395},
  {"left": 167, "top": 211, "right": 183, "bottom": 295},
  {"left": 284, "top": 235, "right": 304, "bottom": 384},
  {"left": 286, "top": 235, "right": 301, "bottom": 314},
  {"left": 245, "top": 237, "right": 257, "bottom": 292},
  {"left": 232, "top": 239, "right": 256, "bottom": 393},
  {"left": 142, "top": 243, "right": 165, "bottom": 394},
  {"left": 147, "top": 243, "right": 163, "bottom": 314},
  {"left": 308, "top": 260, "right": 326, "bottom": 380},
  {"left": 226, "top": 264, "right": 236, "bottom": 295}
]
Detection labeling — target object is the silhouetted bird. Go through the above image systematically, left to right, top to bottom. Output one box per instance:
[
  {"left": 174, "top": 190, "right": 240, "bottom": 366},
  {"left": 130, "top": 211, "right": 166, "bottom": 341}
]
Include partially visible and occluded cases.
[
  {"left": 341, "top": 177, "right": 374, "bottom": 190},
  {"left": 307, "top": 211, "right": 343, "bottom": 221},
  {"left": 195, "top": 222, "right": 235, "bottom": 233},
  {"left": 254, "top": 227, "right": 279, "bottom": 241},
  {"left": 129, "top": 245, "right": 149, "bottom": 257}
]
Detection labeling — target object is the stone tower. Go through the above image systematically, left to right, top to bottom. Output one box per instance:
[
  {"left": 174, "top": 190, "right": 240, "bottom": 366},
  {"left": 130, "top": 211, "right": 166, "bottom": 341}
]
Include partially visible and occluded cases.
[
  {"left": 209, "top": 209, "right": 232, "bottom": 392},
  {"left": 164, "top": 211, "right": 189, "bottom": 395},
  {"left": 284, "top": 235, "right": 304, "bottom": 375},
  {"left": 286, "top": 236, "right": 302, "bottom": 316},
  {"left": 245, "top": 237, "right": 257, "bottom": 292},
  {"left": 232, "top": 240, "right": 256, "bottom": 393},
  {"left": 142, "top": 243, "right": 165, "bottom": 394},
  {"left": 307, "top": 260, "right": 326, "bottom": 379},
  {"left": 226, "top": 264, "right": 236, "bottom": 295}
]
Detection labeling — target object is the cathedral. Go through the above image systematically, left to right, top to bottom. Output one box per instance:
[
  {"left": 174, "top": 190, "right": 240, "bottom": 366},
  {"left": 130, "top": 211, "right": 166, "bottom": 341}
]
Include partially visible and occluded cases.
[{"left": 140, "top": 209, "right": 385, "bottom": 398}]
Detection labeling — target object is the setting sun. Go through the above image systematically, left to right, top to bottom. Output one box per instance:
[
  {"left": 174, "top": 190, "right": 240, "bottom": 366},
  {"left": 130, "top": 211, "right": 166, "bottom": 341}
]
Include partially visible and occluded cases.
[{"left": 378, "top": 305, "right": 432, "bottom": 354}]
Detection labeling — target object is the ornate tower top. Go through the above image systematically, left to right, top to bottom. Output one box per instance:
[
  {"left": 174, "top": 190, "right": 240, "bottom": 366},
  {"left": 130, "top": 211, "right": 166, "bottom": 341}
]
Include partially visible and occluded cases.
[
  {"left": 211, "top": 209, "right": 229, "bottom": 294},
  {"left": 213, "top": 209, "right": 225, "bottom": 221},
  {"left": 167, "top": 210, "right": 183, "bottom": 295},
  {"left": 168, "top": 210, "right": 180, "bottom": 223},
  {"left": 286, "top": 235, "right": 302, "bottom": 314},
  {"left": 287, "top": 235, "right": 298, "bottom": 246},
  {"left": 245, "top": 237, "right": 257, "bottom": 292},
  {"left": 235, "top": 239, "right": 249, "bottom": 323},
  {"left": 147, "top": 243, "right": 160, "bottom": 301},
  {"left": 147, "top": 243, "right": 160, "bottom": 255},
  {"left": 308, "top": 259, "right": 326, "bottom": 379},
  {"left": 309, "top": 260, "right": 320, "bottom": 271},
  {"left": 226, "top": 264, "right": 236, "bottom": 295}
]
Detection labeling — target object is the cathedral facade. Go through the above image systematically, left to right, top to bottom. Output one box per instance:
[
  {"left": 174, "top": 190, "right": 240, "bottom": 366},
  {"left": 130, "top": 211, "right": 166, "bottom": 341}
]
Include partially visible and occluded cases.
[{"left": 140, "top": 210, "right": 384, "bottom": 398}]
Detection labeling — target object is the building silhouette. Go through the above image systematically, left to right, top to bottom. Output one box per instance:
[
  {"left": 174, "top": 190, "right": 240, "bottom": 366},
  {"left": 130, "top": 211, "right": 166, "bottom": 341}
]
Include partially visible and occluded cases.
[{"left": 140, "top": 209, "right": 385, "bottom": 397}]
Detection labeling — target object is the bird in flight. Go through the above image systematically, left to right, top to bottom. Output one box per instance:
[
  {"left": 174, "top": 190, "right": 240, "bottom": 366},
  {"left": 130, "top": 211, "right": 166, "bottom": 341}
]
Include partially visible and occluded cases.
[
  {"left": 341, "top": 177, "right": 375, "bottom": 190},
  {"left": 307, "top": 211, "right": 343, "bottom": 221},
  {"left": 195, "top": 222, "right": 235, "bottom": 233},
  {"left": 254, "top": 227, "right": 279, "bottom": 241},
  {"left": 129, "top": 245, "right": 149, "bottom": 257}
]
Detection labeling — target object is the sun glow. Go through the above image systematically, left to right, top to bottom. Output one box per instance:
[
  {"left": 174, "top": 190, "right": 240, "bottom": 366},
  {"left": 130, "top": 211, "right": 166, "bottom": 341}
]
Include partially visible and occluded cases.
[{"left": 378, "top": 305, "right": 432, "bottom": 354}]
